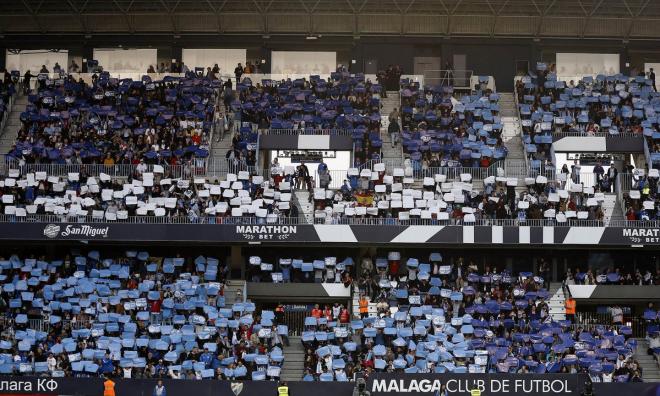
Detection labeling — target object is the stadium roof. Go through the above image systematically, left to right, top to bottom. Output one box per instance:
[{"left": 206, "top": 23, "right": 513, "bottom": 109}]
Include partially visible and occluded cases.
[{"left": 1, "top": 0, "right": 660, "bottom": 40}]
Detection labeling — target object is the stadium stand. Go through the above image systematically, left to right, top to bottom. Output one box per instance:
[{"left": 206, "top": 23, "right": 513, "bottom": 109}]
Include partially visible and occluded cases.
[
  {"left": 4, "top": 7, "right": 660, "bottom": 391},
  {"left": 516, "top": 70, "right": 656, "bottom": 169},
  {"left": 5, "top": 72, "right": 217, "bottom": 166},
  {"left": 232, "top": 72, "right": 383, "bottom": 166},
  {"left": 398, "top": 77, "right": 507, "bottom": 171},
  {"left": 309, "top": 164, "right": 607, "bottom": 224},
  {"left": 0, "top": 168, "right": 295, "bottom": 221},
  {"left": 620, "top": 169, "right": 660, "bottom": 221},
  {"left": 0, "top": 251, "right": 287, "bottom": 380},
  {"left": 299, "top": 252, "right": 640, "bottom": 382},
  {"left": 247, "top": 256, "right": 354, "bottom": 284}
]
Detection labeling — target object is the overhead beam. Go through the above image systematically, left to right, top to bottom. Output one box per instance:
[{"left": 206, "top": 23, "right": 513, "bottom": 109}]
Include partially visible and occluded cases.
[
  {"left": 19, "top": 0, "right": 47, "bottom": 34},
  {"left": 535, "top": 0, "right": 557, "bottom": 37},
  {"left": 580, "top": 0, "right": 606, "bottom": 37},
  {"left": 625, "top": 0, "right": 652, "bottom": 39}
]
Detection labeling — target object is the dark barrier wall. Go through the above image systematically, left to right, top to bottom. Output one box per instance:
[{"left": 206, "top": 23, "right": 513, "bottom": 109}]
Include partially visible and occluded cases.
[
  {"left": 259, "top": 134, "right": 354, "bottom": 150},
  {"left": 2, "top": 223, "right": 660, "bottom": 247},
  {"left": 367, "top": 373, "right": 587, "bottom": 395},
  {"left": 0, "top": 375, "right": 656, "bottom": 396}
]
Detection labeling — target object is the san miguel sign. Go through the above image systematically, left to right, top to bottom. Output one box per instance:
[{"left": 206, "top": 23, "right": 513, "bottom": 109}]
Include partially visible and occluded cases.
[
  {"left": 43, "top": 224, "right": 110, "bottom": 239},
  {"left": 235, "top": 225, "right": 298, "bottom": 241}
]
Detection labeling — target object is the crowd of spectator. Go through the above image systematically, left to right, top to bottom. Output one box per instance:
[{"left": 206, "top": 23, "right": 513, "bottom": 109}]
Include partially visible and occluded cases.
[
  {"left": 376, "top": 65, "right": 403, "bottom": 93},
  {"left": 517, "top": 65, "right": 658, "bottom": 171},
  {"left": 6, "top": 70, "right": 218, "bottom": 166},
  {"left": 231, "top": 71, "right": 383, "bottom": 167},
  {"left": 398, "top": 77, "right": 507, "bottom": 171},
  {"left": 308, "top": 163, "right": 607, "bottom": 224},
  {"left": 0, "top": 167, "right": 296, "bottom": 221},
  {"left": 622, "top": 168, "right": 660, "bottom": 221},
  {"left": 0, "top": 251, "right": 287, "bottom": 380},
  {"left": 300, "top": 252, "right": 640, "bottom": 382},
  {"left": 246, "top": 256, "right": 355, "bottom": 284},
  {"left": 563, "top": 266, "right": 660, "bottom": 287},
  {"left": 645, "top": 305, "right": 660, "bottom": 372}
]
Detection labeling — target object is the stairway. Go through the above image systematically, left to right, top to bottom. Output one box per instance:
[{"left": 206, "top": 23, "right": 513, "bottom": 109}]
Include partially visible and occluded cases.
[
  {"left": 380, "top": 91, "right": 403, "bottom": 164},
  {"left": 0, "top": 93, "right": 28, "bottom": 156},
  {"left": 499, "top": 93, "right": 526, "bottom": 179},
  {"left": 209, "top": 95, "right": 235, "bottom": 172},
  {"left": 290, "top": 189, "right": 311, "bottom": 224},
  {"left": 294, "top": 190, "right": 314, "bottom": 223},
  {"left": 601, "top": 193, "right": 621, "bottom": 225},
  {"left": 610, "top": 194, "right": 625, "bottom": 223},
  {"left": 223, "top": 279, "right": 246, "bottom": 308},
  {"left": 547, "top": 282, "right": 566, "bottom": 321},
  {"left": 351, "top": 288, "right": 377, "bottom": 318},
  {"left": 281, "top": 336, "right": 305, "bottom": 382},
  {"left": 634, "top": 339, "right": 660, "bottom": 382}
]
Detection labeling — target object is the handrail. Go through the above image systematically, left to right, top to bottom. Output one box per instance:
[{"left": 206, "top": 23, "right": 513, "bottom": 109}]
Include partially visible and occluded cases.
[
  {"left": 421, "top": 69, "right": 474, "bottom": 90},
  {"left": 0, "top": 86, "right": 17, "bottom": 138},
  {"left": 512, "top": 87, "right": 530, "bottom": 173},
  {"left": 262, "top": 129, "right": 353, "bottom": 136},
  {"left": 552, "top": 131, "right": 643, "bottom": 138},
  {"left": 643, "top": 137, "right": 653, "bottom": 170},
  {"left": 0, "top": 159, "right": 552, "bottom": 182},
  {"left": 1, "top": 159, "right": 208, "bottom": 178},
  {"left": 615, "top": 174, "right": 626, "bottom": 219},
  {"left": 0, "top": 214, "right": 656, "bottom": 227}
]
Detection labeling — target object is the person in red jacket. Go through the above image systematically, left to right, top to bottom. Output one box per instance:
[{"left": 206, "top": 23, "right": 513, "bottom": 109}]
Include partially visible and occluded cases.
[
  {"left": 311, "top": 304, "right": 322, "bottom": 319},
  {"left": 323, "top": 305, "right": 332, "bottom": 321},
  {"left": 339, "top": 305, "right": 350, "bottom": 324}
]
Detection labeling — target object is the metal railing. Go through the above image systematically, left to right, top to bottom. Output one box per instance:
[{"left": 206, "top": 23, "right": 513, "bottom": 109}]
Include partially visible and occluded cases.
[
  {"left": 422, "top": 70, "right": 475, "bottom": 90},
  {"left": 0, "top": 88, "right": 16, "bottom": 138},
  {"left": 513, "top": 88, "right": 531, "bottom": 173},
  {"left": 262, "top": 129, "right": 353, "bottom": 136},
  {"left": 552, "top": 131, "right": 643, "bottom": 138},
  {"left": 644, "top": 137, "right": 653, "bottom": 171},
  {"left": 205, "top": 158, "right": 261, "bottom": 178},
  {"left": 1, "top": 159, "right": 208, "bottom": 179},
  {"left": 618, "top": 172, "right": 635, "bottom": 192},
  {"left": 615, "top": 174, "right": 626, "bottom": 219},
  {"left": 0, "top": 214, "right": 656, "bottom": 227},
  {"left": 283, "top": 309, "right": 308, "bottom": 336},
  {"left": 574, "top": 312, "right": 648, "bottom": 338}
]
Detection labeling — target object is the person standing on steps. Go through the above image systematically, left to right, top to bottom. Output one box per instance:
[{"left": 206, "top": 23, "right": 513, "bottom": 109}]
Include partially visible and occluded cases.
[
  {"left": 234, "top": 63, "right": 244, "bottom": 82},
  {"left": 388, "top": 107, "right": 400, "bottom": 147},
  {"left": 565, "top": 293, "right": 576, "bottom": 323}
]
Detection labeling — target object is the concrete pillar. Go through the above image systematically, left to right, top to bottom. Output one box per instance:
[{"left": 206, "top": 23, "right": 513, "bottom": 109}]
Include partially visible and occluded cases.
[
  {"left": 230, "top": 245, "right": 244, "bottom": 279},
  {"left": 505, "top": 257, "right": 513, "bottom": 273}
]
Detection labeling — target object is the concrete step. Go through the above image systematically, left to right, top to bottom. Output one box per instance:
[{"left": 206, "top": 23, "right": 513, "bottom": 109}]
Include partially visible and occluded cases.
[{"left": 282, "top": 336, "right": 305, "bottom": 381}]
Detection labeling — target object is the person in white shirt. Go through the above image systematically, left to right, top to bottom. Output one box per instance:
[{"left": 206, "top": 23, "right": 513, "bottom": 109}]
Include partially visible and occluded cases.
[
  {"left": 611, "top": 305, "right": 623, "bottom": 325},
  {"left": 47, "top": 353, "right": 57, "bottom": 372},
  {"left": 123, "top": 366, "right": 132, "bottom": 378}
]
